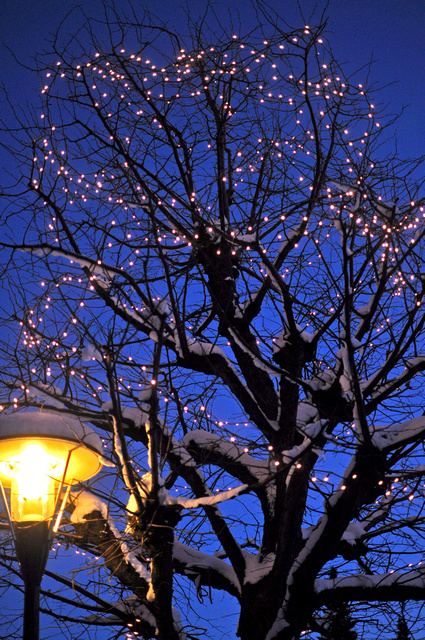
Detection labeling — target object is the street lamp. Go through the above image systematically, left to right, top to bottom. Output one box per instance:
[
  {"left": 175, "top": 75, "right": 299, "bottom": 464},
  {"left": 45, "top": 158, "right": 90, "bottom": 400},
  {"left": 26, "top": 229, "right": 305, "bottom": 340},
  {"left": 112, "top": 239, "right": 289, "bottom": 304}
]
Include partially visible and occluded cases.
[{"left": 0, "top": 411, "right": 108, "bottom": 640}]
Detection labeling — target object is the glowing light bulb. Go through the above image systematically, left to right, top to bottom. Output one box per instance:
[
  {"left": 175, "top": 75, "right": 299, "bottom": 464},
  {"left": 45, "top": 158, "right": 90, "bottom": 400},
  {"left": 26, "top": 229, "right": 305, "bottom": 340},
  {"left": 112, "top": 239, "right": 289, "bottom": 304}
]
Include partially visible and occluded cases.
[
  {"left": 6, "top": 444, "right": 62, "bottom": 522},
  {"left": 16, "top": 445, "right": 50, "bottom": 498}
]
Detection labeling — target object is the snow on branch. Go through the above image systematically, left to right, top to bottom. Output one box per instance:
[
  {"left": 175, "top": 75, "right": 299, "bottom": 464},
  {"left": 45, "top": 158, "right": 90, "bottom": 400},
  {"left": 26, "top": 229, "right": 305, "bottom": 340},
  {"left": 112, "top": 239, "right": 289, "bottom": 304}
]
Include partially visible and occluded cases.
[
  {"left": 331, "top": 181, "right": 360, "bottom": 196},
  {"left": 331, "top": 182, "right": 362, "bottom": 215},
  {"left": 12, "top": 242, "right": 173, "bottom": 338},
  {"left": 13, "top": 242, "right": 119, "bottom": 281},
  {"left": 109, "top": 295, "right": 166, "bottom": 334},
  {"left": 274, "top": 325, "right": 316, "bottom": 353},
  {"left": 228, "top": 327, "right": 283, "bottom": 378},
  {"left": 177, "top": 334, "right": 232, "bottom": 359},
  {"left": 174, "top": 339, "right": 279, "bottom": 437},
  {"left": 81, "top": 343, "right": 103, "bottom": 363},
  {"left": 364, "top": 356, "right": 425, "bottom": 407},
  {"left": 303, "top": 369, "right": 336, "bottom": 394},
  {"left": 26, "top": 382, "right": 68, "bottom": 408},
  {"left": 101, "top": 401, "right": 150, "bottom": 429},
  {"left": 296, "top": 401, "right": 320, "bottom": 428},
  {"left": 371, "top": 416, "right": 425, "bottom": 451},
  {"left": 182, "top": 430, "right": 271, "bottom": 483},
  {"left": 127, "top": 469, "right": 248, "bottom": 511},
  {"left": 164, "top": 483, "right": 248, "bottom": 509},
  {"left": 70, "top": 490, "right": 150, "bottom": 582},
  {"left": 70, "top": 490, "right": 109, "bottom": 523},
  {"left": 341, "top": 493, "right": 392, "bottom": 543},
  {"left": 340, "top": 521, "right": 368, "bottom": 545},
  {"left": 173, "top": 539, "right": 241, "bottom": 595},
  {"left": 243, "top": 550, "right": 275, "bottom": 586},
  {"left": 315, "top": 567, "right": 425, "bottom": 601},
  {"left": 83, "top": 594, "right": 186, "bottom": 639},
  {"left": 84, "top": 596, "right": 156, "bottom": 630}
]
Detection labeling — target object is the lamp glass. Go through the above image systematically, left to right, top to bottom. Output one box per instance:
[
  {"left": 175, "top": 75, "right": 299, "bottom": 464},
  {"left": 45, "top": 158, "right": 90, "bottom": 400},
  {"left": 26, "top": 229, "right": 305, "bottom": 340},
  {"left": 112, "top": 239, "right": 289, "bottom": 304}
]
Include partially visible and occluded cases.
[
  {"left": 0, "top": 437, "right": 103, "bottom": 523},
  {"left": 7, "top": 444, "right": 60, "bottom": 522}
]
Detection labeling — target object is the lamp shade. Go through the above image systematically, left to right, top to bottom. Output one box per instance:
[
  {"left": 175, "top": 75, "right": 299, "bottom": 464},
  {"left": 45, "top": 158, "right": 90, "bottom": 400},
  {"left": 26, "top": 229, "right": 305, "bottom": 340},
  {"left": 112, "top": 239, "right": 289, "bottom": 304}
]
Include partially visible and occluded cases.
[
  {"left": 0, "top": 411, "right": 105, "bottom": 487},
  {"left": 0, "top": 412, "right": 107, "bottom": 522}
]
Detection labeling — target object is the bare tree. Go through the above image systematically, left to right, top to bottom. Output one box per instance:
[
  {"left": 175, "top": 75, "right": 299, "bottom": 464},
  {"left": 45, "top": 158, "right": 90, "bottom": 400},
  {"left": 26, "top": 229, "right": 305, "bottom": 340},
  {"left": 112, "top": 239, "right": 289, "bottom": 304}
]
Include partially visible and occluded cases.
[{"left": 1, "top": 4, "right": 425, "bottom": 639}]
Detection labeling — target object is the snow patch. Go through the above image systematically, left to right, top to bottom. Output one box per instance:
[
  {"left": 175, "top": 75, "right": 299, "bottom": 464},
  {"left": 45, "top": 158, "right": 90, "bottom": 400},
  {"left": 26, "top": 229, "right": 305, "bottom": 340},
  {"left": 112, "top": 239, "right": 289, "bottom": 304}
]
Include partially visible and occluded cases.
[
  {"left": 81, "top": 343, "right": 103, "bottom": 363},
  {"left": 101, "top": 402, "right": 149, "bottom": 428},
  {"left": 371, "top": 417, "right": 425, "bottom": 450},
  {"left": 183, "top": 430, "right": 271, "bottom": 481},
  {"left": 70, "top": 491, "right": 108, "bottom": 523},
  {"left": 341, "top": 522, "right": 367, "bottom": 545},
  {"left": 173, "top": 539, "right": 240, "bottom": 594},
  {"left": 243, "top": 551, "right": 274, "bottom": 585},
  {"left": 315, "top": 568, "right": 425, "bottom": 594}
]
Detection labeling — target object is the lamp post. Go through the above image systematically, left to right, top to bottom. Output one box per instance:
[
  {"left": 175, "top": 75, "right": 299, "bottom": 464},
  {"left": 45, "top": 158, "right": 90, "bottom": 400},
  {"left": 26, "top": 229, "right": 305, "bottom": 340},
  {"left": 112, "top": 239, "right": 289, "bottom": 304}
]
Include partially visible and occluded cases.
[{"left": 0, "top": 411, "right": 107, "bottom": 640}]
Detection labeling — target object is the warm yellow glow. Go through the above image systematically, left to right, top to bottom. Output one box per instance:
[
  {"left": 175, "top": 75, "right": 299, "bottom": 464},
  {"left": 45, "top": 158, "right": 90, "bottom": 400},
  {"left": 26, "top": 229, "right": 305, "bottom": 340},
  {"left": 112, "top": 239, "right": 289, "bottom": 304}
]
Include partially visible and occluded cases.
[
  {"left": 0, "top": 415, "right": 106, "bottom": 524},
  {"left": 0, "top": 436, "right": 103, "bottom": 489},
  {"left": 2, "top": 444, "right": 62, "bottom": 522},
  {"left": 15, "top": 444, "right": 60, "bottom": 502}
]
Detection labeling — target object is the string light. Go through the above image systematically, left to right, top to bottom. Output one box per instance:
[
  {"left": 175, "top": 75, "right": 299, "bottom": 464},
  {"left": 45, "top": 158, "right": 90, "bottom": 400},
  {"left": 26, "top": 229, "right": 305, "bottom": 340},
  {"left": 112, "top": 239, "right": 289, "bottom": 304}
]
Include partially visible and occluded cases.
[{"left": 6, "top": 26, "right": 425, "bottom": 630}]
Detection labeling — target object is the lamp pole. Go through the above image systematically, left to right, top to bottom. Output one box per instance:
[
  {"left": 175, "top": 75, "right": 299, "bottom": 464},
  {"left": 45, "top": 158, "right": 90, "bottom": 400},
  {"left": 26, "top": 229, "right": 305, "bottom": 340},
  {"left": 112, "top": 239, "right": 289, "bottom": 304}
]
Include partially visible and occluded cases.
[
  {"left": 0, "top": 411, "right": 108, "bottom": 640},
  {"left": 15, "top": 521, "right": 50, "bottom": 640}
]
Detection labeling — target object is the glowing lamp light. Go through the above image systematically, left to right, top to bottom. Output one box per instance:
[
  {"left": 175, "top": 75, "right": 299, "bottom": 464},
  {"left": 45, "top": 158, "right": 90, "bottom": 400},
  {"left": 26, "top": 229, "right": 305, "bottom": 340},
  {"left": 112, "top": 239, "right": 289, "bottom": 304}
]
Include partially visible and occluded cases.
[
  {"left": 0, "top": 410, "right": 109, "bottom": 640},
  {"left": 0, "top": 412, "right": 105, "bottom": 524},
  {"left": 5, "top": 443, "right": 58, "bottom": 523}
]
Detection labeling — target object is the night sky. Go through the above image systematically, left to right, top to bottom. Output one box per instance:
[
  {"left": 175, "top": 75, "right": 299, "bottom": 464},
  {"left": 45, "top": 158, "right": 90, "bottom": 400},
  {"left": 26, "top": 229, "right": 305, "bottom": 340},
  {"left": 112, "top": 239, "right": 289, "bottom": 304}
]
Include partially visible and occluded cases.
[
  {"left": 0, "top": 0, "right": 425, "bottom": 637},
  {"left": 1, "top": 0, "right": 425, "bottom": 161}
]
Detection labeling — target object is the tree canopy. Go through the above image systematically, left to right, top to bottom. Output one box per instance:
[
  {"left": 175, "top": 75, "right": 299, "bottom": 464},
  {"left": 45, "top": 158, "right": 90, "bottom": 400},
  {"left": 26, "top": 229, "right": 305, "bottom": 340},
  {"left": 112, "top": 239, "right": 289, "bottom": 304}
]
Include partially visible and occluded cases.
[{"left": 1, "top": 4, "right": 425, "bottom": 640}]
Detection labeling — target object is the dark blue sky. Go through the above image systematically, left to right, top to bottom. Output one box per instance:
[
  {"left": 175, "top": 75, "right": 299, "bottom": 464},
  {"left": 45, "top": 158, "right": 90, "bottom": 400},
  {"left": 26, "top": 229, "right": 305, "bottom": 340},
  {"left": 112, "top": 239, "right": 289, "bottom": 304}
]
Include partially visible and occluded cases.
[{"left": 1, "top": 0, "right": 425, "bottom": 161}]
